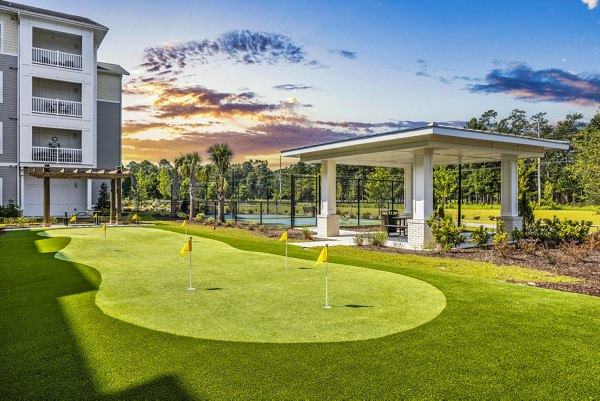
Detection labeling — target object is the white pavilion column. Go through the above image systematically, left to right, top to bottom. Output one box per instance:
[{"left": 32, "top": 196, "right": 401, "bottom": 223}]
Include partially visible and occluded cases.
[
  {"left": 407, "top": 149, "right": 434, "bottom": 249},
  {"left": 498, "top": 154, "right": 523, "bottom": 232},
  {"left": 317, "top": 159, "right": 340, "bottom": 237},
  {"left": 403, "top": 165, "right": 413, "bottom": 216}
]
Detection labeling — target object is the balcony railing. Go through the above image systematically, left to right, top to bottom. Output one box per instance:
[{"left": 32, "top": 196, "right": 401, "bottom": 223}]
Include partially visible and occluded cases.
[
  {"left": 32, "top": 47, "right": 82, "bottom": 70},
  {"left": 32, "top": 97, "right": 82, "bottom": 118},
  {"left": 32, "top": 146, "right": 83, "bottom": 164}
]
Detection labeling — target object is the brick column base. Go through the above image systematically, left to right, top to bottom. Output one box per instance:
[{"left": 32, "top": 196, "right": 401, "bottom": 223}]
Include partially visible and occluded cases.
[
  {"left": 316, "top": 214, "right": 340, "bottom": 238},
  {"left": 497, "top": 216, "right": 523, "bottom": 233},
  {"left": 407, "top": 219, "right": 434, "bottom": 250}
]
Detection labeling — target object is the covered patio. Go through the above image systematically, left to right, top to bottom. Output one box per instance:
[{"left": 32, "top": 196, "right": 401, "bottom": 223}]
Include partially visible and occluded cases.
[{"left": 281, "top": 124, "right": 569, "bottom": 250}]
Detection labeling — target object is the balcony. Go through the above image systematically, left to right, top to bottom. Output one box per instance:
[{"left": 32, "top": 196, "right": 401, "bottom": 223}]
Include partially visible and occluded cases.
[
  {"left": 32, "top": 47, "right": 83, "bottom": 70},
  {"left": 32, "top": 97, "right": 82, "bottom": 118},
  {"left": 32, "top": 146, "right": 82, "bottom": 164}
]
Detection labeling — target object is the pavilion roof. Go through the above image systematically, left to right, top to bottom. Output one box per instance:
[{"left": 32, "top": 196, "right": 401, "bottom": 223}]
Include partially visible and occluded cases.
[{"left": 28, "top": 167, "right": 130, "bottom": 180}]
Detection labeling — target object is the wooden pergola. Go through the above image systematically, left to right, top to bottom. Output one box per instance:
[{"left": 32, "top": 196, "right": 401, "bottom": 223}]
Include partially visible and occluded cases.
[{"left": 28, "top": 165, "right": 130, "bottom": 227}]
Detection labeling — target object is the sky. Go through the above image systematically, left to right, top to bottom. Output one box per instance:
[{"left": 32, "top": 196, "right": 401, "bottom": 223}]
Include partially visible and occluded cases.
[{"left": 28, "top": 0, "right": 600, "bottom": 165}]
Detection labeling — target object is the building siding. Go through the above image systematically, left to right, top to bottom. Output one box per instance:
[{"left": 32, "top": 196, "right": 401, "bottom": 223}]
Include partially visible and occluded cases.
[
  {"left": 0, "top": 11, "right": 19, "bottom": 55},
  {"left": 0, "top": 53, "right": 17, "bottom": 163},
  {"left": 97, "top": 72, "right": 121, "bottom": 102},
  {"left": 93, "top": 100, "right": 121, "bottom": 203},
  {"left": 0, "top": 165, "right": 17, "bottom": 205}
]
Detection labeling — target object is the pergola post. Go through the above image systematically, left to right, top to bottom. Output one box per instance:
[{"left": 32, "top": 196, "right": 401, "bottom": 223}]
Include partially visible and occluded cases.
[
  {"left": 407, "top": 149, "right": 434, "bottom": 249},
  {"left": 499, "top": 154, "right": 522, "bottom": 232},
  {"left": 317, "top": 159, "right": 339, "bottom": 237},
  {"left": 43, "top": 165, "right": 51, "bottom": 227},
  {"left": 403, "top": 165, "right": 413, "bottom": 216},
  {"left": 109, "top": 178, "right": 116, "bottom": 224},
  {"left": 116, "top": 178, "right": 122, "bottom": 224}
]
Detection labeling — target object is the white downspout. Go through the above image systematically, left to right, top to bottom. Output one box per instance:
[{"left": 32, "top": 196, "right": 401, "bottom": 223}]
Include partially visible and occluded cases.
[{"left": 15, "top": 11, "right": 21, "bottom": 208}]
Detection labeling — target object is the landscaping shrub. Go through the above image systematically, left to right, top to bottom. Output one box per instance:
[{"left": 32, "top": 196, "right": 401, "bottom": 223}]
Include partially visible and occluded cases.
[
  {"left": 0, "top": 200, "right": 21, "bottom": 218},
  {"left": 361, "top": 212, "right": 372, "bottom": 219},
  {"left": 193, "top": 213, "right": 205, "bottom": 222},
  {"left": 426, "top": 215, "right": 465, "bottom": 252},
  {"left": 473, "top": 215, "right": 480, "bottom": 220},
  {"left": 488, "top": 215, "right": 496, "bottom": 221},
  {"left": 528, "top": 216, "right": 592, "bottom": 246},
  {"left": 205, "top": 217, "right": 216, "bottom": 226},
  {"left": 493, "top": 220, "right": 511, "bottom": 257},
  {"left": 225, "top": 221, "right": 233, "bottom": 227},
  {"left": 247, "top": 222, "right": 257, "bottom": 231},
  {"left": 301, "top": 226, "right": 313, "bottom": 240},
  {"left": 470, "top": 226, "right": 491, "bottom": 248},
  {"left": 365, "top": 231, "right": 388, "bottom": 247},
  {"left": 353, "top": 233, "right": 365, "bottom": 246}
]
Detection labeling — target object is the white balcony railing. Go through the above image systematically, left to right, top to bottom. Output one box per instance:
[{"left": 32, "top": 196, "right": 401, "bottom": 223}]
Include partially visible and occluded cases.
[
  {"left": 32, "top": 47, "right": 83, "bottom": 70},
  {"left": 32, "top": 97, "right": 82, "bottom": 118},
  {"left": 31, "top": 146, "right": 83, "bottom": 164}
]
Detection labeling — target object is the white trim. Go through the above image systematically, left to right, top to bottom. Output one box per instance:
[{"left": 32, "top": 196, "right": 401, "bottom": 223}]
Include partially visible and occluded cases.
[
  {"left": 0, "top": 21, "right": 3, "bottom": 53},
  {"left": 0, "top": 51, "right": 18, "bottom": 57},
  {"left": 0, "top": 71, "right": 4, "bottom": 104},
  {"left": 97, "top": 98, "right": 120, "bottom": 104},
  {"left": 281, "top": 126, "right": 570, "bottom": 158},
  {"left": 0, "top": 162, "right": 17, "bottom": 167}
]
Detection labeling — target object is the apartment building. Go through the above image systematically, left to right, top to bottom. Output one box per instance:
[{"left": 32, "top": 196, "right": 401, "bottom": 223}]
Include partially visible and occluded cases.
[{"left": 0, "top": 1, "right": 127, "bottom": 216}]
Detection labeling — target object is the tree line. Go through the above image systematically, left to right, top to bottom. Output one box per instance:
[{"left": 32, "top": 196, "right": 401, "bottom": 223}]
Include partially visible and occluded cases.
[{"left": 122, "top": 109, "right": 600, "bottom": 219}]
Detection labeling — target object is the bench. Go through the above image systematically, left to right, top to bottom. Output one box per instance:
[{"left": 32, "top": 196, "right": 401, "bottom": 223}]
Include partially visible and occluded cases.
[{"left": 385, "top": 224, "right": 408, "bottom": 236}]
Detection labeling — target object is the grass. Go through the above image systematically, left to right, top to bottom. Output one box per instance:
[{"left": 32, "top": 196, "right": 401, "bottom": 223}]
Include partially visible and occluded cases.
[
  {"left": 1, "top": 225, "right": 600, "bottom": 399},
  {"left": 40, "top": 227, "right": 446, "bottom": 343}
]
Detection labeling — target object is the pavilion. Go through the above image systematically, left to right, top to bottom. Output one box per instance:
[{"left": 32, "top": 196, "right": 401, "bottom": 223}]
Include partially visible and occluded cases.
[{"left": 281, "top": 124, "right": 570, "bottom": 250}]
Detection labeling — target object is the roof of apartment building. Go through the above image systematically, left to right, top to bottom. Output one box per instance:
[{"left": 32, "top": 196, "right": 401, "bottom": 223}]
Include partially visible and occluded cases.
[
  {"left": 0, "top": 1, "right": 108, "bottom": 30},
  {"left": 97, "top": 62, "right": 129, "bottom": 76}
]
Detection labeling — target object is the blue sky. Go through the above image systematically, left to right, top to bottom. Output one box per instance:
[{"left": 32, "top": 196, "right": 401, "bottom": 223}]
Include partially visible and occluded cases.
[{"left": 28, "top": 0, "right": 600, "bottom": 163}]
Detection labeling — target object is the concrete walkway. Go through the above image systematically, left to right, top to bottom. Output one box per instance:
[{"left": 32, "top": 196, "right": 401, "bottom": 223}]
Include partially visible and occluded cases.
[{"left": 288, "top": 229, "right": 359, "bottom": 248}]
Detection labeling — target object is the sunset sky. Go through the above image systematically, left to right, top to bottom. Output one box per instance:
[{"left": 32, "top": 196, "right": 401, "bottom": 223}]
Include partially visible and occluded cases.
[{"left": 29, "top": 0, "right": 600, "bottom": 165}]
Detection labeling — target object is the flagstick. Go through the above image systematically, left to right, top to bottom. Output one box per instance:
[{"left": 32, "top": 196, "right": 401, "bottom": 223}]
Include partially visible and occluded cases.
[
  {"left": 103, "top": 228, "right": 107, "bottom": 253},
  {"left": 187, "top": 236, "right": 195, "bottom": 291},
  {"left": 285, "top": 239, "right": 288, "bottom": 270},
  {"left": 323, "top": 244, "right": 331, "bottom": 309}
]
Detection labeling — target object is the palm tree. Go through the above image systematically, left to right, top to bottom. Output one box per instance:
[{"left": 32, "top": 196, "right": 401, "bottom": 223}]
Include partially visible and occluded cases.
[
  {"left": 206, "top": 143, "right": 234, "bottom": 223},
  {"left": 175, "top": 152, "right": 202, "bottom": 220}
]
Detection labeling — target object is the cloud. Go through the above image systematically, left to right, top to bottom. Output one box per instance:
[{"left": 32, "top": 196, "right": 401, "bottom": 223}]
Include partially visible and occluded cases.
[
  {"left": 581, "top": 0, "right": 597, "bottom": 9},
  {"left": 141, "top": 30, "right": 325, "bottom": 74},
  {"left": 328, "top": 49, "right": 357, "bottom": 59},
  {"left": 469, "top": 63, "right": 600, "bottom": 106},
  {"left": 272, "top": 83, "right": 316, "bottom": 90},
  {"left": 123, "top": 105, "right": 151, "bottom": 112}
]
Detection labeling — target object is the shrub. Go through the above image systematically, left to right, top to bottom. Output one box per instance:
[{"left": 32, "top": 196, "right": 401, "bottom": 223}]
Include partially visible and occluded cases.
[
  {"left": 0, "top": 200, "right": 21, "bottom": 218},
  {"left": 361, "top": 212, "right": 372, "bottom": 219},
  {"left": 193, "top": 213, "right": 205, "bottom": 222},
  {"left": 426, "top": 215, "right": 465, "bottom": 252},
  {"left": 473, "top": 215, "right": 481, "bottom": 220},
  {"left": 489, "top": 215, "right": 496, "bottom": 221},
  {"left": 528, "top": 216, "right": 592, "bottom": 246},
  {"left": 205, "top": 217, "right": 216, "bottom": 226},
  {"left": 493, "top": 220, "right": 511, "bottom": 257},
  {"left": 225, "top": 221, "right": 233, "bottom": 227},
  {"left": 247, "top": 222, "right": 257, "bottom": 231},
  {"left": 302, "top": 226, "right": 313, "bottom": 240},
  {"left": 470, "top": 226, "right": 491, "bottom": 248},
  {"left": 511, "top": 228, "right": 524, "bottom": 247},
  {"left": 365, "top": 231, "right": 388, "bottom": 247},
  {"left": 353, "top": 233, "right": 365, "bottom": 246}
]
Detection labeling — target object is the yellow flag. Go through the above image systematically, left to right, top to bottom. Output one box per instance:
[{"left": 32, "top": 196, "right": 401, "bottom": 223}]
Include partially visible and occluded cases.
[
  {"left": 93, "top": 213, "right": 98, "bottom": 218},
  {"left": 132, "top": 213, "right": 139, "bottom": 220},
  {"left": 69, "top": 215, "right": 77, "bottom": 223},
  {"left": 181, "top": 220, "right": 188, "bottom": 227},
  {"left": 100, "top": 223, "right": 106, "bottom": 232},
  {"left": 279, "top": 230, "right": 288, "bottom": 242},
  {"left": 180, "top": 238, "right": 192, "bottom": 256},
  {"left": 315, "top": 246, "right": 328, "bottom": 265}
]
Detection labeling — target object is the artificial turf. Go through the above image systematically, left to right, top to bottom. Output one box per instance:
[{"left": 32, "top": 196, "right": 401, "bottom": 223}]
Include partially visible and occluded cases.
[
  {"left": 1, "top": 225, "right": 600, "bottom": 399},
  {"left": 40, "top": 227, "right": 446, "bottom": 342}
]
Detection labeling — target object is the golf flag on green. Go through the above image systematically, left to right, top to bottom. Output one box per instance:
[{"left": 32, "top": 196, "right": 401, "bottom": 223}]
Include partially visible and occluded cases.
[
  {"left": 132, "top": 213, "right": 138, "bottom": 220},
  {"left": 69, "top": 215, "right": 77, "bottom": 223},
  {"left": 182, "top": 219, "right": 188, "bottom": 235},
  {"left": 100, "top": 223, "right": 107, "bottom": 252},
  {"left": 100, "top": 223, "right": 106, "bottom": 231},
  {"left": 279, "top": 230, "right": 288, "bottom": 270},
  {"left": 180, "top": 237, "right": 195, "bottom": 291},
  {"left": 180, "top": 238, "right": 192, "bottom": 255},
  {"left": 315, "top": 246, "right": 328, "bottom": 265}
]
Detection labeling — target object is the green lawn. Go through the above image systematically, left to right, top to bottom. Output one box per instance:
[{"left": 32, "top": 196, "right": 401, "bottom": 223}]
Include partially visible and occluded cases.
[
  {"left": 2, "top": 224, "right": 600, "bottom": 399},
  {"left": 40, "top": 227, "right": 445, "bottom": 343}
]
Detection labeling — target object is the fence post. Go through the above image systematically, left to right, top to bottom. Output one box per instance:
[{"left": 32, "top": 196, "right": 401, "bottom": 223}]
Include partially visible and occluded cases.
[
  {"left": 458, "top": 164, "right": 462, "bottom": 227},
  {"left": 290, "top": 174, "right": 295, "bottom": 228},
  {"left": 357, "top": 178, "right": 361, "bottom": 227},
  {"left": 391, "top": 179, "right": 394, "bottom": 213},
  {"left": 260, "top": 201, "right": 263, "bottom": 225}
]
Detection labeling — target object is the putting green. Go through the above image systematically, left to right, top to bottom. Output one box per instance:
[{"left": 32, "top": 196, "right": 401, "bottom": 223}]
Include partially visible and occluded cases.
[{"left": 39, "top": 227, "right": 446, "bottom": 343}]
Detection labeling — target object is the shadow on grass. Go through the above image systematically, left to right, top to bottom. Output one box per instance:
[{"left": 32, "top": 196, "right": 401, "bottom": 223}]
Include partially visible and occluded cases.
[{"left": 0, "top": 230, "right": 193, "bottom": 400}]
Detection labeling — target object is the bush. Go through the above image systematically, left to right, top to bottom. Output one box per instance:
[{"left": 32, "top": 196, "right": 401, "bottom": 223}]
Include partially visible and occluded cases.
[
  {"left": 0, "top": 200, "right": 21, "bottom": 218},
  {"left": 361, "top": 212, "right": 372, "bottom": 219},
  {"left": 193, "top": 213, "right": 205, "bottom": 222},
  {"left": 426, "top": 215, "right": 465, "bottom": 252},
  {"left": 473, "top": 215, "right": 481, "bottom": 220},
  {"left": 489, "top": 215, "right": 496, "bottom": 221},
  {"left": 528, "top": 216, "right": 592, "bottom": 246},
  {"left": 205, "top": 217, "right": 216, "bottom": 226},
  {"left": 493, "top": 220, "right": 511, "bottom": 257},
  {"left": 225, "top": 221, "right": 233, "bottom": 227},
  {"left": 247, "top": 222, "right": 257, "bottom": 231},
  {"left": 302, "top": 226, "right": 313, "bottom": 240},
  {"left": 470, "top": 226, "right": 491, "bottom": 248},
  {"left": 511, "top": 228, "right": 524, "bottom": 247},
  {"left": 365, "top": 231, "right": 388, "bottom": 247},
  {"left": 353, "top": 233, "right": 365, "bottom": 246}
]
